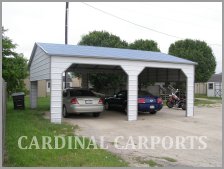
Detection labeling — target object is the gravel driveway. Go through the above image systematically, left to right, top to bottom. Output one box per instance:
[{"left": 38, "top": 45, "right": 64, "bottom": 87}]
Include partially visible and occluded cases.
[{"left": 63, "top": 104, "right": 222, "bottom": 167}]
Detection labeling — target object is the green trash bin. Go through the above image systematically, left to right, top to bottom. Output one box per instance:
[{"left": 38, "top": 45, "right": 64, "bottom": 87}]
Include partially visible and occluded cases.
[{"left": 12, "top": 92, "right": 25, "bottom": 110}]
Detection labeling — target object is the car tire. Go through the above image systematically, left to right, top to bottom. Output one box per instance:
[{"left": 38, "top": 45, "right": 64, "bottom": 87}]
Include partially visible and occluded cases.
[
  {"left": 105, "top": 102, "right": 110, "bottom": 110},
  {"left": 62, "top": 105, "right": 69, "bottom": 118},
  {"left": 150, "top": 111, "right": 157, "bottom": 114},
  {"left": 93, "top": 112, "right": 100, "bottom": 117}
]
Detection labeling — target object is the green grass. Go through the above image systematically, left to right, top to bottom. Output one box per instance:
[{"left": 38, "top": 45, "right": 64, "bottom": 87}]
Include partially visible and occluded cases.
[
  {"left": 195, "top": 94, "right": 222, "bottom": 100},
  {"left": 4, "top": 97, "right": 128, "bottom": 167},
  {"left": 194, "top": 99, "right": 216, "bottom": 106},
  {"left": 135, "top": 157, "right": 163, "bottom": 167},
  {"left": 160, "top": 157, "right": 177, "bottom": 162},
  {"left": 146, "top": 159, "right": 163, "bottom": 167},
  {"left": 148, "top": 160, "right": 158, "bottom": 167}
]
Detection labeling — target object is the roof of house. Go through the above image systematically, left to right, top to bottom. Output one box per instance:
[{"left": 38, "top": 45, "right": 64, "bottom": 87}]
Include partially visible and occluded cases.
[
  {"left": 29, "top": 42, "right": 197, "bottom": 67},
  {"left": 208, "top": 73, "right": 222, "bottom": 82}
]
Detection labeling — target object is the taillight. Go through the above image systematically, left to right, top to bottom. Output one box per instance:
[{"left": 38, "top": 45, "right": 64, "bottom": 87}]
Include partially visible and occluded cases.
[
  {"left": 71, "top": 98, "right": 79, "bottom": 104},
  {"left": 98, "top": 98, "right": 103, "bottom": 104},
  {"left": 138, "top": 98, "right": 145, "bottom": 103},
  {"left": 157, "top": 98, "right": 163, "bottom": 104}
]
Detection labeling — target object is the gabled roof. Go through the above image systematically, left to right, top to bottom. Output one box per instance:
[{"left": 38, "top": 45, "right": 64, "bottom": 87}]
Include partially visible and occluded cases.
[
  {"left": 28, "top": 42, "right": 197, "bottom": 67},
  {"left": 208, "top": 73, "right": 222, "bottom": 82}
]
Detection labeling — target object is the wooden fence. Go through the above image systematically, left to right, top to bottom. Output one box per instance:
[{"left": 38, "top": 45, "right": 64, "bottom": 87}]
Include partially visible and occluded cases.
[
  {"left": 2, "top": 79, "right": 7, "bottom": 165},
  {"left": 195, "top": 83, "right": 207, "bottom": 94}
]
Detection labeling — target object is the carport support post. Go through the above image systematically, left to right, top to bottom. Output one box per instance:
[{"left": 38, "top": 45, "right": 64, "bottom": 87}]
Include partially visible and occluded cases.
[
  {"left": 50, "top": 60, "right": 71, "bottom": 124},
  {"left": 122, "top": 66, "right": 145, "bottom": 121},
  {"left": 182, "top": 67, "right": 195, "bottom": 117},
  {"left": 50, "top": 76, "right": 63, "bottom": 123},
  {"left": 30, "top": 81, "right": 38, "bottom": 109}
]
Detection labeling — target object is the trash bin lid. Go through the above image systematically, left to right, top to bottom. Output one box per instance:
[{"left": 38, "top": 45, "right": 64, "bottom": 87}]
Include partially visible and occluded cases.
[{"left": 12, "top": 92, "right": 25, "bottom": 96}]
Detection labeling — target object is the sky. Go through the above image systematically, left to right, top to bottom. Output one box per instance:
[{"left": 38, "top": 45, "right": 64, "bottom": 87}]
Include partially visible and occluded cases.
[{"left": 2, "top": 2, "right": 222, "bottom": 73}]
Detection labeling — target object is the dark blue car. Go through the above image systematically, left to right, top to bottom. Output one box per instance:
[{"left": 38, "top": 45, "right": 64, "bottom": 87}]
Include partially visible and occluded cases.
[{"left": 104, "top": 90, "right": 163, "bottom": 114}]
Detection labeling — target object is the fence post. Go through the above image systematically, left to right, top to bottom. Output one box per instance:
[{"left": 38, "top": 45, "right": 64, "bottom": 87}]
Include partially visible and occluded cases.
[{"left": 1, "top": 79, "right": 7, "bottom": 166}]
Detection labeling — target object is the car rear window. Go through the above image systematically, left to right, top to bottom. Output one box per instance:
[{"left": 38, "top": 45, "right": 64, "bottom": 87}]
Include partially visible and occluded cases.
[
  {"left": 70, "top": 90, "right": 95, "bottom": 97},
  {"left": 138, "top": 91, "right": 154, "bottom": 97}
]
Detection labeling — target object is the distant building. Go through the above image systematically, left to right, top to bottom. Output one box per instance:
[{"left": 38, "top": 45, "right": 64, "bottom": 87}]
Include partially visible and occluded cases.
[
  {"left": 207, "top": 73, "right": 222, "bottom": 97},
  {"left": 24, "top": 75, "right": 81, "bottom": 97}
]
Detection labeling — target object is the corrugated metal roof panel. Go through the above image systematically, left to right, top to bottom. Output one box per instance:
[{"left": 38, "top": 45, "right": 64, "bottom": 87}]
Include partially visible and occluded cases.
[{"left": 35, "top": 42, "right": 197, "bottom": 65}]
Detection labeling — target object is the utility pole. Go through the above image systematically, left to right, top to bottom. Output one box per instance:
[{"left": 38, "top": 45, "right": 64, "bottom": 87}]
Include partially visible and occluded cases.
[
  {"left": 65, "top": 2, "right": 69, "bottom": 44},
  {"left": 65, "top": 2, "right": 69, "bottom": 88}
]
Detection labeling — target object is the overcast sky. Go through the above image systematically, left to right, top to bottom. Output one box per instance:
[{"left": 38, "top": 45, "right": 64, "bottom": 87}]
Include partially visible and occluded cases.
[{"left": 2, "top": 2, "right": 222, "bottom": 73}]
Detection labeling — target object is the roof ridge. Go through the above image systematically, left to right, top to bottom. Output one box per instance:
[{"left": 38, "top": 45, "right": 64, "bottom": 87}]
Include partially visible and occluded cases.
[{"left": 29, "top": 42, "right": 197, "bottom": 66}]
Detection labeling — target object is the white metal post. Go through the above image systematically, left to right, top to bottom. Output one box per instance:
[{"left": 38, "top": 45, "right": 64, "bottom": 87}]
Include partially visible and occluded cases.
[
  {"left": 122, "top": 65, "right": 144, "bottom": 121},
  {"left": 182, "top": 67, "right": 195, "bottom": 117},
  {"left": 50, "top": 77, "right": 63, "bottom": 123}
]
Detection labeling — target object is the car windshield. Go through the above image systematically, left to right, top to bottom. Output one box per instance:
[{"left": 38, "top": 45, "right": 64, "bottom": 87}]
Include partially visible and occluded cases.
[
  {"left": 70, "top": 90, "right": 95, "bottom": 97},
  {"left": 138, "top": 91, "right": 154, "bottom": 97}
]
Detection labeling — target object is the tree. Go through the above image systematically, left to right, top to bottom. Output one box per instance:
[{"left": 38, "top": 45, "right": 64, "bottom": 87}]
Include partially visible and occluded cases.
[
  {"left": 2, "top": 27, "right": 28, "bottom": 94},
  {"left": 78, "top": 30, "right": 128, "bottom": 48},
  {"left": 78, "top": 31, "right": 129, "bottom": 93},
  {"left": 129, "top": 39, "right": 160, "bottom": 52},
  {"left": 168, "top": 39, "right": 216, "bottom": 82},
  {"left": 89, "top": 73, "right": 126, "bottom": 93}
]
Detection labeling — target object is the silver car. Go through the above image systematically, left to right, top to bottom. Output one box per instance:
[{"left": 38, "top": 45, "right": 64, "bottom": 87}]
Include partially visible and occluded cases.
[{"left": 62, "top": 88, "right": 104, "bottom": 118}]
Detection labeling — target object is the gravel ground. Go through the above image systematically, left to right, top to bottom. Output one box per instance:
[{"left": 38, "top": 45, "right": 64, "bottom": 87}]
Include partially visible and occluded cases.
[{"left": 46, "top": 103, "right": 222, "bottom": 167}]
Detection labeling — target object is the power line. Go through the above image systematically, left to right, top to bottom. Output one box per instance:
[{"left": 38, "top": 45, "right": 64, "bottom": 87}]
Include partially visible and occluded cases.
[
  {"left": 82, "top": 2, "right": 222, "bottom": 47},
  {"left": 82, "top": 2, "right": 181, "bottom": 39}
]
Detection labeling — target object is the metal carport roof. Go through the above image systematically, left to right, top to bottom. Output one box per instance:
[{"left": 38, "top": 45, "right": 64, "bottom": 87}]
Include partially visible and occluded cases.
[
  {"left": 29, "top": 42, "right": 196, "bottom": 123},
  {"left": 30, "top": 42, "right": 197, "bottom": 66}
]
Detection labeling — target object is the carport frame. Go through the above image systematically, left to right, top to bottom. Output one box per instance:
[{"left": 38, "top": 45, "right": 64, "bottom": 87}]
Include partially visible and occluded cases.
[{"left": 29, "top": 43, "right": 196, "bottom": 124}]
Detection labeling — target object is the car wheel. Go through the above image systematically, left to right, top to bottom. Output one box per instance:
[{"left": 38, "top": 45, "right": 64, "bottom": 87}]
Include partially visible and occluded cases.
[
  {"left": 105, "top": 102, "right": 110, "bottom": 110},
  {"left": 62, "top": 106, "right": 68, "bottom": 118},
  {"left": 150, "top": 111, "right": 157, "bottom": 114},
  {"left": 93, "top": 112, "right": 100, "bottom": 117}
]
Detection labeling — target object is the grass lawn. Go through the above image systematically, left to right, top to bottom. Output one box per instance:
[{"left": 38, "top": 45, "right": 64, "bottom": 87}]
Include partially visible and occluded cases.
[
  {"left": 194, "top": 94, "right": 222, "bottom": 106},
  {"left": 195, "top": 94, "right": 222, "bottom": 100},
  {"left": 4, "top": 97, "right": 128, "bottom": 167},
  {"left": 194, "top": 99, "right": 222, "bottom": 106}
]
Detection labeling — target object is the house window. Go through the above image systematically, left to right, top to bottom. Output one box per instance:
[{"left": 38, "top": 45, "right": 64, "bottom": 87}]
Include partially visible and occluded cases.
[{"left": 208, "top": 83, "right": 213, "bottom": 89}]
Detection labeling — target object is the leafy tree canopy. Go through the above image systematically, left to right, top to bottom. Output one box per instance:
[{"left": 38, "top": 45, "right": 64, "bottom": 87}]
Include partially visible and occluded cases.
[
  {"left": 2, "top": 27, "right": 28, "bottom": 94},
  {"left": 78, "top": 30, "right": 128, "bottom": 48},
  {"left": 129, "top": 39, "right": 160, "bottom": 52},
  {"left": 168, "top": 39, "right": 216, "bottom": 82}
]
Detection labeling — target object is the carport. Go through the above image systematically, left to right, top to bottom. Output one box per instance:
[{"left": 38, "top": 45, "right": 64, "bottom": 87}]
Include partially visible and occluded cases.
[{"left": 28, "top": 42, "right": 196, "bottom": 123}]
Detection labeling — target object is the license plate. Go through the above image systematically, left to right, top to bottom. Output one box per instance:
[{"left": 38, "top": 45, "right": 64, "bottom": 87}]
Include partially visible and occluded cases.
[
  {"left": 85, "top": 100, "right": 93, "bottom": 104},
  {"left": 150, "top": 105, "right": 155, "bottom": 109}
]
